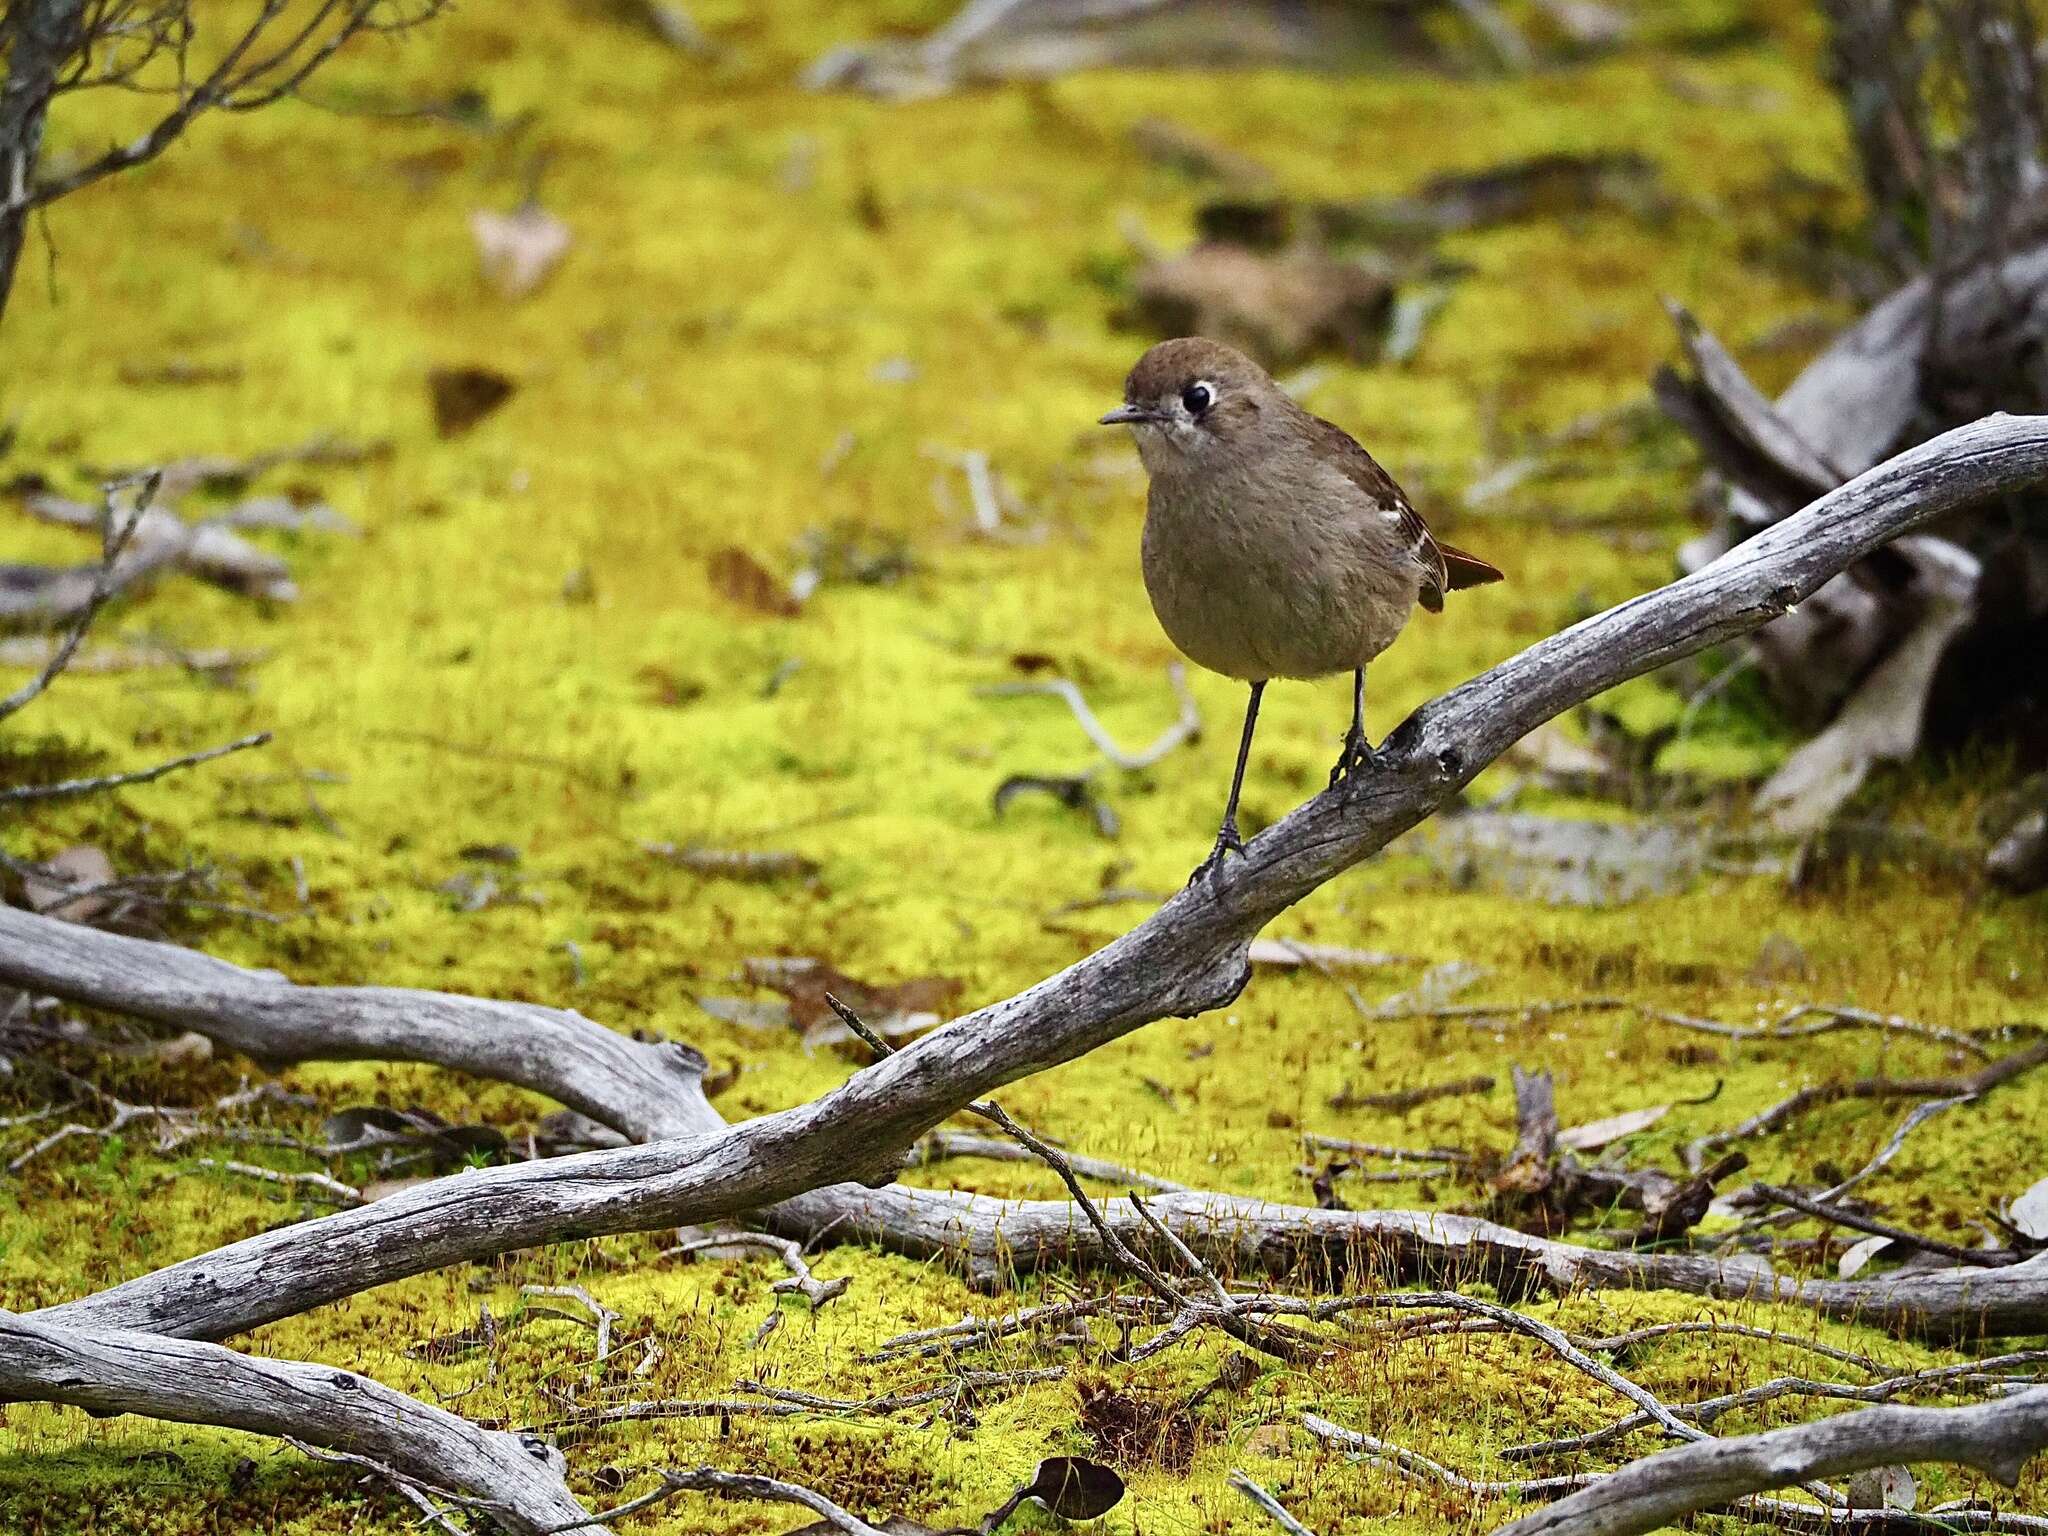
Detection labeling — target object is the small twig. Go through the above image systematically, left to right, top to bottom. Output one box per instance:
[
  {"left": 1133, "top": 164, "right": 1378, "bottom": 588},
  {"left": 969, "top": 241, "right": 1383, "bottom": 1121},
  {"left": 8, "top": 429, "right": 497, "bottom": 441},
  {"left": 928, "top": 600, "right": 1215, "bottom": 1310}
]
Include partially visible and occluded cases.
[
  {"left": 0, "top": 471, "right": 157, "bottom": 724},
  {"left": 978, "top": 664, "right": 1201, "bottom": 770},
  {"left": 0, "top": 731, "right": 271, "bottom": 805},
  {"left": 827, "top": 991, "right": 1320, "bottom": 1366},
  {"left": 1646, "top": 1002, "right": 1992, "bottom": 1059},
  {"left": 1685, "top": 1039, "right": 2048, "bottom": 1170},
  {"left": 1329, "top": 1073, "right": 1494, "bottom": 1113},
  {"left": 1735, "top": 1094, "right": 1977, "bottom": 1236},
  {"left": 1301, "top": 1133, "right": 1474, "bottom": 1165},
  {"left": 196, "top": 1158, "right": 364, "bottom": 1206},
  {"left": 1753, "top": 1184, "right": 2018, "bottom": 1266},
  {"left": 664, "top": 1229, "right": 849, "bottom": 1306},
  {"left": 521, "top": 1285, "right": 620, "bottom": 1380},
  {"left": 1303, "top": 1413, "right": 1595, "bottom": 1497},
  {"left": 284, "top": 1440, "right": 496, "bottom": 1534},
  {"left": 552, "top": 1466, "right": 888, "bottom": 1536},
  {"left": 1229, "top": 1470, "right": 1321, "bottom": 1536}
]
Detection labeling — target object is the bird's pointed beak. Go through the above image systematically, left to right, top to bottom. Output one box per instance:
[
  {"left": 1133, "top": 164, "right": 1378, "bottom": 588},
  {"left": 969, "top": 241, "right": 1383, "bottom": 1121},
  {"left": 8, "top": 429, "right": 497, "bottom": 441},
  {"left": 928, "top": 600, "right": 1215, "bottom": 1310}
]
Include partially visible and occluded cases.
[{"left": 1099, "top": 404, "right": 1161, "bottom": 426}]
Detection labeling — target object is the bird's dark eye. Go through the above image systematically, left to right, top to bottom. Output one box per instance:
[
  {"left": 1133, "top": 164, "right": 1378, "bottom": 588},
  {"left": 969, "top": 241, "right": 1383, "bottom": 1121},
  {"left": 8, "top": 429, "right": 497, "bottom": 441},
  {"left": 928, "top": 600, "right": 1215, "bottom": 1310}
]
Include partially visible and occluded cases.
[{"left": 1181, "top": 381, "right": 1215, "bottom": 416}]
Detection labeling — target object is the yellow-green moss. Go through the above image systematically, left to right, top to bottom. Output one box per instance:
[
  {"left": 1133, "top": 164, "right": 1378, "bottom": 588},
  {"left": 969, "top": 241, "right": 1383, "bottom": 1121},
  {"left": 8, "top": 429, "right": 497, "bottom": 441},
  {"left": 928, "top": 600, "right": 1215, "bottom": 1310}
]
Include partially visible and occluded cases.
[{"left": 3, "top": 0, "right": 2045, "bottom": 1530}]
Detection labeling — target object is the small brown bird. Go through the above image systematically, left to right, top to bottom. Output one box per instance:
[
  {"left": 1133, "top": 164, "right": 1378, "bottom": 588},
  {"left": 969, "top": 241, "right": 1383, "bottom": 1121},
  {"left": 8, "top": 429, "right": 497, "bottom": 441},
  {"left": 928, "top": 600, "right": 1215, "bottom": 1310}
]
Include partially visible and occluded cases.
[{"left": 1101, "top": 337, "right": 1503, "bottom": 880}]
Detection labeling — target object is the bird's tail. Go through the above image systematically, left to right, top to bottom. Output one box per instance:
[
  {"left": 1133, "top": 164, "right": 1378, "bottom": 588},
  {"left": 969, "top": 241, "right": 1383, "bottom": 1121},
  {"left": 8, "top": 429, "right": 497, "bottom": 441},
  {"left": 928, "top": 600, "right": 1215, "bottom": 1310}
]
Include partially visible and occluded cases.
[{"left": 1441, "top": 542, "right": 1505, "bottom": 590}]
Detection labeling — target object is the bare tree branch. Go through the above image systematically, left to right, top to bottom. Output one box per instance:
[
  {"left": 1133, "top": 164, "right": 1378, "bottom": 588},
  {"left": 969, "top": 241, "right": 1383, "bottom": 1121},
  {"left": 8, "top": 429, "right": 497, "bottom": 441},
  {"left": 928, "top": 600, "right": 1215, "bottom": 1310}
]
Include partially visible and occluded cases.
[
  {"left": 0, "top": 1309, "right": 604, "bottom": 1536},
  {"left": 1488, "top": 1388, "right": 2048, "bottom": 1536}
]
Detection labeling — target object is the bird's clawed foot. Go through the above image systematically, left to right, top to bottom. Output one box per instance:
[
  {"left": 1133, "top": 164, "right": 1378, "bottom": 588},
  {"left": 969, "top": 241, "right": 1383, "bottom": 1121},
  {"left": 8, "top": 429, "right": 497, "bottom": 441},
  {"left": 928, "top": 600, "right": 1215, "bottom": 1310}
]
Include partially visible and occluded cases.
[
  {"left": 1327, "top": 726, "right": 1379, "bottom": 790},
  {"left": 1188, "top": 820, "right": 1246, "bottom": 886}
]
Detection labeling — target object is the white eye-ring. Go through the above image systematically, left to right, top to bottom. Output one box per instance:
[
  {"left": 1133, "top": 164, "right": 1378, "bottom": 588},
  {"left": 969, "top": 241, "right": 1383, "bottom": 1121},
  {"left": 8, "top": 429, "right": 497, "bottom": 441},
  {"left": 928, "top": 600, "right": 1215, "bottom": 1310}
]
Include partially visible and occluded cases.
[{"left": 1180, "top": 380, "right": 1216, "bottom": 415}]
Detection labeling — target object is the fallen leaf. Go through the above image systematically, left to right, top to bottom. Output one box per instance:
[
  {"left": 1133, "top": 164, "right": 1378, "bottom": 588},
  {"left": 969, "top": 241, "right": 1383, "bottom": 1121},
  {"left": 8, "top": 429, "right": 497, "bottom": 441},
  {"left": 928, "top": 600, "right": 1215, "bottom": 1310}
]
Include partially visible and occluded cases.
[
  {"left": 470, "top": 203, "right": 571, "bottom": 298},
  {"left": 1131, "top": 243, "right": 1392, "bottom": 368},
  {"left": 428, "top": 366, "right": 516, "bottom": 438},
  {"left": 707, "top": 546, "right": 802, "bottom": 617},
  {"left": 1504, "top": 720, "right": 1612, "bottom": 779},
  {"left": 646, "top": 844, "right": 820, "bottom": 882},
  {"left": 22, "top": 845, "right": 117, "bottom": 922},
  {"left": 1248, "top": 937, "right": 1410, "bottom": 970},
  {"left": 742, "top": 956, "right": 963, "bottom": 1049},
  {"left": 1374, "top": 960, "right": 1487, "bottom": 1015},
  {"left": 693, "top": 996, "right": 794, "bottom": 1031},
  {"left": 147, "top": 1031, "right": 215, "bottom": 1067},
  {"left": 1557, "top": 1103, "right": 1669, "bottom": 1152},
  {"left": 323, "top": 1106, "right": 507, "bottom": 1167},
  {"left": 2010, "top": 1175, "right": 2048, "bottom": 1241},
  {"left": 1837, "top": 1233, "right": 1893, "bottom": 1279},
  {"left": 1243, "top": 1422, "right": 1293, "bottom": 1458},
  {"left": 1019, "top": 1457, "right": 1124, "bottom": 1520},
  {"left": 1847, "top": 1464, "right": 1918, "bottom": 1511}
]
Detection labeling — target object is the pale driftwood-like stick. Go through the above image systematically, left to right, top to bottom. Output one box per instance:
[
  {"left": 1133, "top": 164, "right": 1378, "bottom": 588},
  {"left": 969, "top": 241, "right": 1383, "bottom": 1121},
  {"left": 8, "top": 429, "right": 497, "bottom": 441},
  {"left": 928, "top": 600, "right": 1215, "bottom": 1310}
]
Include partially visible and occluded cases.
[
  {"left": 16, "top": 416, "right": 2048, "bottom": 1345},
  {"left": 978, "top": 662, "right": 1201, "bottom": 769},
  {"left": 9, "top": 907, "right": 2048, "bottom": 1343},
  {"left": 664, "top": 1229, "right": 849, "bottom": 1306},
  {"left": 0, "top": 1310, "right": 603, "bottom": 1536},
  {"left": 1488, "top": 1389, "right": 2048, "bottom": 1536},
  {"left": 1304, "top": 1412, "right": 1595, "bottom": 1498},
  {"left": 624, "top": 1468, "right": 889, "bottom": 1536},
  {"left": 1229, "top": 1470, "right": 1323, "bottom": 1536}
]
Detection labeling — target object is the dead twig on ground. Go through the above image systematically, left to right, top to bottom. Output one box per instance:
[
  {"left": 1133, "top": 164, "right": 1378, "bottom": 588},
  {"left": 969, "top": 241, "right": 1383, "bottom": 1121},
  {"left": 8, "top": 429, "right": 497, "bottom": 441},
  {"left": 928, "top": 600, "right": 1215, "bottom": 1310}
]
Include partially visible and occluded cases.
[
  {"left": 0, "top": 472, "right": 157, "bottom": 722},
  {"left": 979, "top": 663, "right": 1201, "bottom": 770},
  {"left": 0, "top": 731, "right": 271, "bottom": 805},
  {"left": 1648, "top": 1002, "right": 1993, "bottom": 1059},
  {"left": 1685, "top": 1039, "right": 2048, "bottom": 1171},
  {"left": 195, "top": 1158, "right": 364, "bottom": 1207},
  {"left": 1752, "top": 1184, "right": 2020, "bottom": 1266},
  {"left": 664, "top": 1229, "right": 850, "bottom": 1306},
  {"left": 550, "top": 1466, "right": 886, "bottom": 1536},
  {"left": 1230, "top": 1470, "right": 1321, "bottom": 1536}
]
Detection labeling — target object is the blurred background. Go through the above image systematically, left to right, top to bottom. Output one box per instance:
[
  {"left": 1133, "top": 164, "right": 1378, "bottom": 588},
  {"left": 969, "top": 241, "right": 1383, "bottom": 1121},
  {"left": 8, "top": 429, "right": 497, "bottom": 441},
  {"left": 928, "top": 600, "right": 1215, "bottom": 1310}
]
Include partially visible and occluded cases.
[{"left": 3, "top": 1, "right": 2048, "bottom": 1531}]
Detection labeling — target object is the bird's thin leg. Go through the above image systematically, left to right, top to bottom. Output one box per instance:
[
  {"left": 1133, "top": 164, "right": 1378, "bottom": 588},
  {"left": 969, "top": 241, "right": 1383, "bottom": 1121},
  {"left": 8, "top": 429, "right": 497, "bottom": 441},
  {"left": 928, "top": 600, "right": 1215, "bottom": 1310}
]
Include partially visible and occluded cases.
[
  {"left": 1329, "top": 667, "right": 1377, "bottom": 788},
  {"left": 1193, "top": 681, "right": 1264, "bottom": 884}
]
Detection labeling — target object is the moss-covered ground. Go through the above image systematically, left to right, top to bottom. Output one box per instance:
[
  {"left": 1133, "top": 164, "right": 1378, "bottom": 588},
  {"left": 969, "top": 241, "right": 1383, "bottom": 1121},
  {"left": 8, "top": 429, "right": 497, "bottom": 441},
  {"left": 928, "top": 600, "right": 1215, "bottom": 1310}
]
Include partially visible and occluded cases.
[{"left": 3, "top": 0, "right": 2045, "bottom": 1530}]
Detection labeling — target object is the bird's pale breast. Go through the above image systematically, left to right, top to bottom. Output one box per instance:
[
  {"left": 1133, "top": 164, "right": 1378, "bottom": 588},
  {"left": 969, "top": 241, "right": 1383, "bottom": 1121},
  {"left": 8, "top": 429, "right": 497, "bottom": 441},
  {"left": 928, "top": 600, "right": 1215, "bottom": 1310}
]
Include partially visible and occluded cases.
[{"left": 1140, "top": 451, "right": 1422, "bottom": 682}]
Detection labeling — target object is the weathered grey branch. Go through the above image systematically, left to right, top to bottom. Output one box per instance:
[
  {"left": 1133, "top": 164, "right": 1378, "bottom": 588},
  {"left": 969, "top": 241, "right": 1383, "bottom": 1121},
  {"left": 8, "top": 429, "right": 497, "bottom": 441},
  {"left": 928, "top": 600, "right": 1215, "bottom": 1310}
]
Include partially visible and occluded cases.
[
  {"left": 0, "top": 0, "right": 85, "bottom": 319},
  {"left": 15, "top": 414, "right": 2048, "bottom": 1344},
  {"left": 0, "top": 1309, "right": 603, "bottom": 1536},
  {"left": 1488, "top": 1388, "right": 2048, "bottom": 1536}
]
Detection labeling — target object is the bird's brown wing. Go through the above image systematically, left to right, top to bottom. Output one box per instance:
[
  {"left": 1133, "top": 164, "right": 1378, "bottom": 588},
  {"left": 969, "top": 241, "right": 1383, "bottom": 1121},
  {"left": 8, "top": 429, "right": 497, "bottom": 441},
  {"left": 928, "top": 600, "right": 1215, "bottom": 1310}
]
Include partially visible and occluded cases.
[{"left": 1303, "top": 413, "right": 1457, "bottom": 610}]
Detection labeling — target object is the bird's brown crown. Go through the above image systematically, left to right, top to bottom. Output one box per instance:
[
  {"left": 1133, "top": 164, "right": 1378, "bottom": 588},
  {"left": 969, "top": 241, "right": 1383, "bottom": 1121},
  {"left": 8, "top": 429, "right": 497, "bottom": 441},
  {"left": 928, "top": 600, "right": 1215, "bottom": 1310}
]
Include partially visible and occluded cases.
[{"left": 1122, "top": 337, "right": 1273, "bottom": 406}]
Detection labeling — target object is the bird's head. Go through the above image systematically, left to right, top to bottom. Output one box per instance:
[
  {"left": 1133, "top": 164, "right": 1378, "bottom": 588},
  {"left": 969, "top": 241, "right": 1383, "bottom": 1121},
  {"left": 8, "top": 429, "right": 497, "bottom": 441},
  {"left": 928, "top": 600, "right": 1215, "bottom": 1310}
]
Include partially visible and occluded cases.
[{"left": 1099, "top": 337, "right": 1276, "bottom": 474}]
